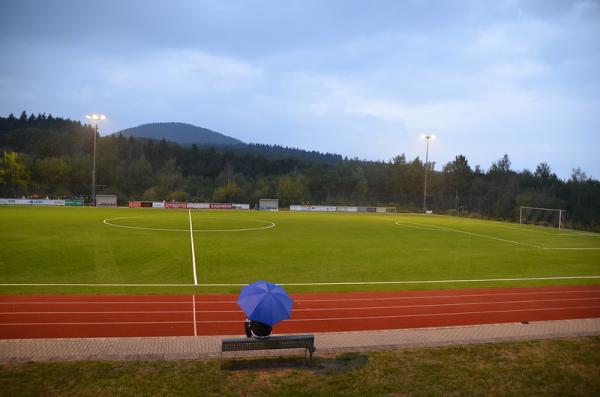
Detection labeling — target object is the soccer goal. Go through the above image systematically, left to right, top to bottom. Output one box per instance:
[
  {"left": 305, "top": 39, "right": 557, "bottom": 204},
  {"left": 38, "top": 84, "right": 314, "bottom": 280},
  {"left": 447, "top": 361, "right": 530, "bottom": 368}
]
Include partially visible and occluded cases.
[
  {"left": 96, "top": 195, "right": 117, "bottom": 207},
  {"left": 259, "top": 198, "right": 279, "bottom": 211},
  {"left": 519, "top": 206, "right": 565, "bottom": 230}
]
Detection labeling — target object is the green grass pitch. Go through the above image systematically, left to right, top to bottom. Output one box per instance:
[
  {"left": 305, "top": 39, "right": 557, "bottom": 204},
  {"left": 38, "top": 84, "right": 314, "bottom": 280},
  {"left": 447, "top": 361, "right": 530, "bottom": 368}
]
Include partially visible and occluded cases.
[{"left": 0, "top": 206, "right": 599, "bottom": 294}]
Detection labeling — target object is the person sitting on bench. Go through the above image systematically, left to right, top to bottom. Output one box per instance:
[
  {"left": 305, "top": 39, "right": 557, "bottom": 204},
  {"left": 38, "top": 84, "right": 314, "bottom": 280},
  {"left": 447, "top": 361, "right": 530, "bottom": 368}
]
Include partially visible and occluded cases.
[{"left": 244, "top": 318, "right": 272, "bottom": 339}]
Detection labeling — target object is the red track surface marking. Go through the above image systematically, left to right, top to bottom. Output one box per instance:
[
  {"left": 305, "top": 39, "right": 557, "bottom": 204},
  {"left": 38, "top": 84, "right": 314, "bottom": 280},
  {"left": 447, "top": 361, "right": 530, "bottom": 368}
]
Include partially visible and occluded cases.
[{"left": 1, "top": 285, "right": 599, "bottom": 339}]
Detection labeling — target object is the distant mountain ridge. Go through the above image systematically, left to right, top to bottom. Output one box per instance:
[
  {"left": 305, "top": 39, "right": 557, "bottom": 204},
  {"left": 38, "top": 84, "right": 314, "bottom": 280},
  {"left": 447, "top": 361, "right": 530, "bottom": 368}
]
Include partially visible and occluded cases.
[
  {"left": 114, "top": 121, "right": 343, "bottom": 165},
  {"left": 116, "top": 122, "right": 245, "bottom": 146}
]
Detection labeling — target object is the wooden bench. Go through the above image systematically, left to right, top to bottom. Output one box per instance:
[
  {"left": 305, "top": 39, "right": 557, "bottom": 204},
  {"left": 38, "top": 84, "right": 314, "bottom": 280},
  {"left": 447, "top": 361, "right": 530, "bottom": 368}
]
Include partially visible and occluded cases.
[{"left": 221, "top": 334, "right": 316, "bottom": 366}]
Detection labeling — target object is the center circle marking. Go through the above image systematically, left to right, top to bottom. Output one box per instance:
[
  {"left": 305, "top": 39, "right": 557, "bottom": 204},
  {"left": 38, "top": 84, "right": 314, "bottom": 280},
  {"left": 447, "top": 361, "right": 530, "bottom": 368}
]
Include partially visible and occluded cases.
[{"left": 103, "top": 216, "right": 276, "bottom": 232}]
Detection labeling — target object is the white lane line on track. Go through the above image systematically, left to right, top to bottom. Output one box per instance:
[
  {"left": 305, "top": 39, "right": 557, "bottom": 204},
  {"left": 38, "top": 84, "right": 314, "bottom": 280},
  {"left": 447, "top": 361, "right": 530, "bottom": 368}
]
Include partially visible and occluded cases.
[
  {"left": 189, "top": 210, "right": 198, "bottom": 286},
  {"left": 2, "top": 275, "right": 600, "bottom": 287},
  {"left": 2, "top": 288, "right": 600, "bottom": 305},
  {"left": 192, "top": 294, "right": 197, "bottom": 336},
  {"left": 5, "top": 297, "right": 599, "bottom": 315},
  {"left": 200, "top": 297, "right": 600, "bottom": 312},
  {"left": 0, "top": 301, "right": 196, "bottom": 304},
  {"left": 4, "top": 305, "right": 600, "bottom": 326},
  {"left": 195, "top": 305, "right": 600, "bottom": 323},
  {"left": 3, "top": 306, "right": 600, "bottom": 326},
  {"left": 0, "top": 311, "right": 197, "bottom": 314},
  {"left": 0, "top": 321, "right": 194, "bottom": 326}
]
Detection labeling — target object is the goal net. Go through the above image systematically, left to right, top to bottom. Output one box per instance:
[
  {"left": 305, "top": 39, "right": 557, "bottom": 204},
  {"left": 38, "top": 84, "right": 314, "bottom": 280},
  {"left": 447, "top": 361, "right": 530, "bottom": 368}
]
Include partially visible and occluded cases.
[
  {"left": 96, "top": 195, "right": 117, "bottom": 207},
  {"left": 259, "top": 198, "right": 279, "bottom": 211},
  {"left": 519, "top": 206, "right": 565, "bottom": 230}
]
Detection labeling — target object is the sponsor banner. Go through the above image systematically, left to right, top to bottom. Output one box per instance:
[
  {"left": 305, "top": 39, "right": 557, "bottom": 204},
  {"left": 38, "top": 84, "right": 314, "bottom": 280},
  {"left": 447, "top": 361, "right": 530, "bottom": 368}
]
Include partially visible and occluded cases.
[
  {"left": 0, "top": 198, "right": 35, "bottom": 205},
  {"left": 1, "top": 198, "right": 84, "bottom": 206},
  {"left": 33, "top": 199, "right": 65, "bottom": 206},
  {"left": 129, "top": 201, "right": 142, "bottom": 208},
  {"left": 141, "top": 201, "right": 153, "bottom": 208},
  {"left": 152, "top": 201, "right": 165, "bottom": 208},
  {"left": 165, "top": 202, "right": 187, "bottom": 209},
  {"left": 187, "top": 202, "right": 210, "bottom": 209},
  {"left": 210, "top": 203, "right": 233, "bottom": 209},
  {"left": 232, "top": 203, "right": 250, "bottom": 210},
  {"left": 291, "top": 204, "right": 394, "bottom": 213},
  {"left": 290, "top": 205, "right": 337, "bottom": 212},
  {"left": 337, "top": 206, "right": 358, "bottom": 212}
]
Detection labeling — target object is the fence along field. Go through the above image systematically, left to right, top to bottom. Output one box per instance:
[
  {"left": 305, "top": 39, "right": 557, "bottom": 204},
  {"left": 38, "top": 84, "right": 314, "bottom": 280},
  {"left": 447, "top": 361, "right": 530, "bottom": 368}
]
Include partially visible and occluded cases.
[{"left": 0, "top": 206, "right": 599, "bottom": 294}]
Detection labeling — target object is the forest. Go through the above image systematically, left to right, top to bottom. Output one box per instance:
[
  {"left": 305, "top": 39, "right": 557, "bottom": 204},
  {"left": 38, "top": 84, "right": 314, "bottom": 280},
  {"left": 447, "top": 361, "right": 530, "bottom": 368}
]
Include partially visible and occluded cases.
[{"left": 1, "top": 111, "right": 599, "bottom": 231}]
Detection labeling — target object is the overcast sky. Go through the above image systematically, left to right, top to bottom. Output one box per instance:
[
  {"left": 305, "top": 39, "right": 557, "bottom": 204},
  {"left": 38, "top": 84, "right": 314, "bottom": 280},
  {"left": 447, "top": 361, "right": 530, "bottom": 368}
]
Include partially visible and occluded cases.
[{"left": 1, "top": 0, "right": 599, "bottom": 178}]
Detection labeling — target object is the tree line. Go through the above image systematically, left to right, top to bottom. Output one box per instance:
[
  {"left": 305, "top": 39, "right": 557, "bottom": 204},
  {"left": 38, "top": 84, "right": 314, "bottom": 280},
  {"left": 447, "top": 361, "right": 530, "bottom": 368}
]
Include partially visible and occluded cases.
[{"left": 1, "top": 111, "right": 599, "bottom": 231}]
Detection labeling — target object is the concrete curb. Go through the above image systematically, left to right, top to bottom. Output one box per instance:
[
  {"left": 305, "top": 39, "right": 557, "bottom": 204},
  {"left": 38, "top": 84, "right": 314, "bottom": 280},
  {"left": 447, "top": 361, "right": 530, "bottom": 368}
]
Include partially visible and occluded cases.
[{"left": 2, "top": 318, "right": 599, "bottom": 363}]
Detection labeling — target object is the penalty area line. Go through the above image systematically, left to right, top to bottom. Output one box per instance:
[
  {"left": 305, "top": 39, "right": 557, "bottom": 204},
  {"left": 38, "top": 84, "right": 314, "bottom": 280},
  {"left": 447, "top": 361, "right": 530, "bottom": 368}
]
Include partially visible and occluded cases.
[{"left": 1, "top": 275, "right": 600, "bottom": 288}]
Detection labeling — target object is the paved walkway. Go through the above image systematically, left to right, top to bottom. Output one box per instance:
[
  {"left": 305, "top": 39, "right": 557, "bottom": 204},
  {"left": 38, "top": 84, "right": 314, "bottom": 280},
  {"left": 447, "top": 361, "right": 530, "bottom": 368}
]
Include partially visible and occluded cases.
[{"left": 2, "top": 318, "right": 599, "bottom": 363}]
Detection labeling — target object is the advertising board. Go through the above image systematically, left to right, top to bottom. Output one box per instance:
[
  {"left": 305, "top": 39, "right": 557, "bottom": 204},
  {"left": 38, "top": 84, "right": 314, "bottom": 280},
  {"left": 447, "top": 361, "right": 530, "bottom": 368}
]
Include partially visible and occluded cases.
[
  {"left": 187, "top": 202, "right": 210, "bottom": 209},
  {"left": 210, "top": 203, "right": 233, "bottom": 209}
]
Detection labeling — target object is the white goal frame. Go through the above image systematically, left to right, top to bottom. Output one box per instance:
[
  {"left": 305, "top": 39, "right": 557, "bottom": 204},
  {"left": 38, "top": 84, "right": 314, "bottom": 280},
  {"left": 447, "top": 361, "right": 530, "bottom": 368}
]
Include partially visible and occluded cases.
[{"left": 519, "top": 206, "right": 565, "bottom": 230}]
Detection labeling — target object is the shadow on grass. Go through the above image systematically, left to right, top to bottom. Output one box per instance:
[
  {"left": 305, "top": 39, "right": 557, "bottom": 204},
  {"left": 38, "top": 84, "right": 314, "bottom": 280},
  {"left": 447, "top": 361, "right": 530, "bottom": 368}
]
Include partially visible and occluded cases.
[{"left": 222, "top": 353, "right": 368, "bottom": 375}]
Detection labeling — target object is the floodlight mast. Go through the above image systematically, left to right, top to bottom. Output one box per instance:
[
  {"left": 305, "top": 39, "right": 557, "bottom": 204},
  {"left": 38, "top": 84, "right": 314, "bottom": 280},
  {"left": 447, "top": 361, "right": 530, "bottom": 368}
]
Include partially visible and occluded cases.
[
  {"left": 85, "top": 114, "right": 106, "bottom": 206},
  {"left": 420, "top": 134, "right": 436, "bottom": 212}
]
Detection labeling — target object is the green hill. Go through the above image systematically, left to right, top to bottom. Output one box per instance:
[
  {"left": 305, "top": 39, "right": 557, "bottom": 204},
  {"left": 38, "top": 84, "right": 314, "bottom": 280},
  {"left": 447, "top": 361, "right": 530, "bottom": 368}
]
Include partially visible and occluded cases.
[{"left": 116, "top": 122, "right": 245, "bottom": 146}]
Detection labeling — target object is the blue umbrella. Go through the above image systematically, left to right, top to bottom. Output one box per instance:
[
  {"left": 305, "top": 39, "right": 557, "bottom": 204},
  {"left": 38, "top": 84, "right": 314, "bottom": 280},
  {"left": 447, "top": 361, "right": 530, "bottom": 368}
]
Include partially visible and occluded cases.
[{"left": 237, "top": 280, "right": 293, "bottom": 326}]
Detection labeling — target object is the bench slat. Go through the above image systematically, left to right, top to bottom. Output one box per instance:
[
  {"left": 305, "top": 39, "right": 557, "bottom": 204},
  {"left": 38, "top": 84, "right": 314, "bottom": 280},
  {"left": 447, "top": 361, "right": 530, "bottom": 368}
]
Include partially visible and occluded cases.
[
  {"left": 220, "top": 334, "right": 316, "bottom": 367},
  {"left": 222, "top": 334, "right": 314, "bottom": 352}
]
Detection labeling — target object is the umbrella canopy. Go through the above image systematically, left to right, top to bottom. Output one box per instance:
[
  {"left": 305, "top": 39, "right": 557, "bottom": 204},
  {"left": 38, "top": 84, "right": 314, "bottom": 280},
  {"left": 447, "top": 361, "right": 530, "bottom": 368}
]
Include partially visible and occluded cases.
[{"left": 237, "top": 280, "right": 293, "bottom": 326}]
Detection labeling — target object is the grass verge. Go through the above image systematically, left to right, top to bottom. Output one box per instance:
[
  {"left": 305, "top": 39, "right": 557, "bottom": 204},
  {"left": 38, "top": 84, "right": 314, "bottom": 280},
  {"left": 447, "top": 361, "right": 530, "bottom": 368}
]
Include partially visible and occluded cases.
[{"left": 2, "top": 337, "right": 599, "bottom": 396}]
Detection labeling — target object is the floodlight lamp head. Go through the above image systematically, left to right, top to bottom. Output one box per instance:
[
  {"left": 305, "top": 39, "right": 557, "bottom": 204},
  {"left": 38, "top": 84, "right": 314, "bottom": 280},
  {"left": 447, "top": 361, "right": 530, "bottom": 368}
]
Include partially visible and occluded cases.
[{"left": 85, "top": 114, "right": 107, "bottom": 121}]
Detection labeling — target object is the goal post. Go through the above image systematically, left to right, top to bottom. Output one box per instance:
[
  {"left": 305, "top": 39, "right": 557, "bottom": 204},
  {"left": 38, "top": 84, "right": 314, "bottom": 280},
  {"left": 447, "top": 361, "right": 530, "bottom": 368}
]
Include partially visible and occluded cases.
[{"left": 519, "top": 206, "right": 565, "bottom": 230}]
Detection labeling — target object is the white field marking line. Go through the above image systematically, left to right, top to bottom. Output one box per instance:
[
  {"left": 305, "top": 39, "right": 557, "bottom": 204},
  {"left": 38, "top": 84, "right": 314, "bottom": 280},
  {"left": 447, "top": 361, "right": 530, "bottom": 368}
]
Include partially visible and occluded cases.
[
  {"left": 189, "top": 210, "right": 198, "bottom": 286},
  {"left": 103, "top": 216, "right": 275, "bottom": 232},
  {"left": 396, "top": 220, "right": 599, "bottom": 250},
  {"left": 395, "top": 221, "right": 541, "bottom": 248},
  {"left": 393, "top": 222, "right": 450, "bottom": 232},
  {"left": 492, "top": 224, "right": 550, "bottom": 235},
  {"left": 553, "top": 230, "right": 600, "bottom": 237},
  {"left": 543, "top": 247, "right": 600, "bottom": 250},
  {"left": 2, "top": 275, "right": 600, "bottom": 287},
  {"left": 275, "top": 276, "right": 600, "bottom": 286},
  {"left": 4, "top": 289, "right": 598, "bottom": 306},
  {"left": 192, "top": 293, "right": 197, "bottom": 337},
  {"left": 5, "top": 305, "right": 600, "bottom": 326}
]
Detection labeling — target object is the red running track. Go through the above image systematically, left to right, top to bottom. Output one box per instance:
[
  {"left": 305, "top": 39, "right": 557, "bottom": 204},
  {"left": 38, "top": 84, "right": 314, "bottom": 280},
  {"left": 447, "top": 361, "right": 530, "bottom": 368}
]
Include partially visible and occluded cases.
[{"left": 1, "top": 285, "right": 599, "bottom": 339}]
